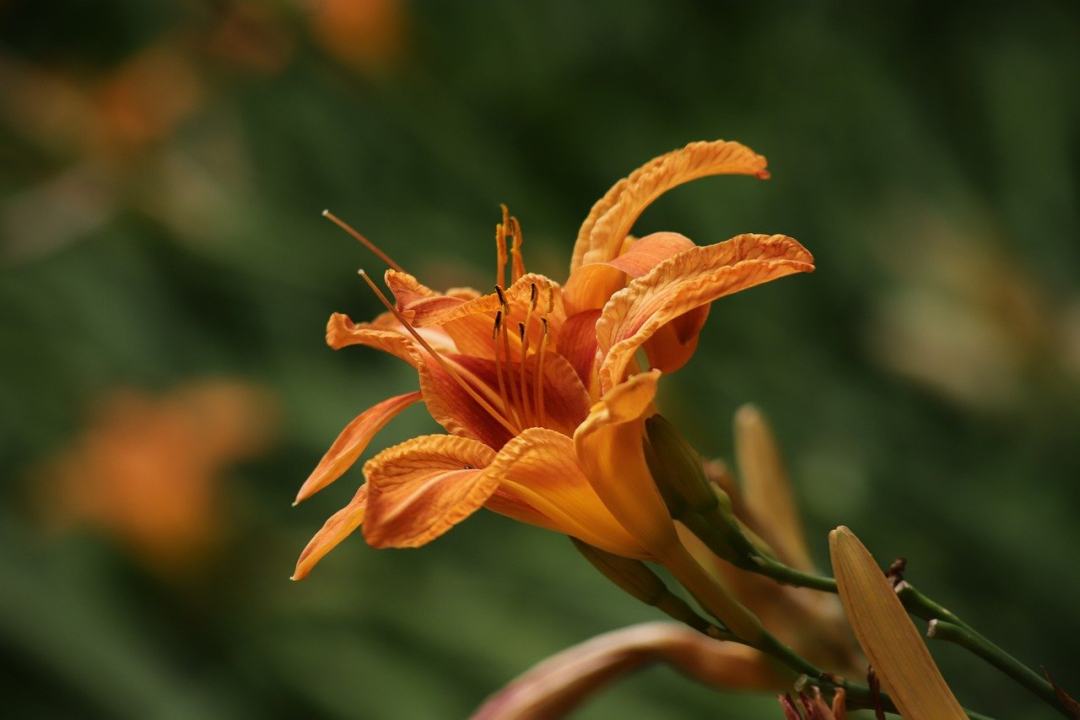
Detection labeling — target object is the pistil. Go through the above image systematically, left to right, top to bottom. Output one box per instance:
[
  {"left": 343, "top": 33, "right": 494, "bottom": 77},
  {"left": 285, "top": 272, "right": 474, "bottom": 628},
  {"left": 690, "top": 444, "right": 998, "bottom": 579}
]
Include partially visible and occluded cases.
[{"left": 323, "top": 210, "right": 404, "bottom": 273}]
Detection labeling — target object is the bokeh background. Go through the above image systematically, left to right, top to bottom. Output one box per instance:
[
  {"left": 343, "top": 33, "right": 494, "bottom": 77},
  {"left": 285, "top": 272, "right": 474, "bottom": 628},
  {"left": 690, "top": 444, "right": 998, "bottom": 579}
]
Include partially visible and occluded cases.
[{"left": 2, "top": 1, "right": 1078, "bottom": 718}]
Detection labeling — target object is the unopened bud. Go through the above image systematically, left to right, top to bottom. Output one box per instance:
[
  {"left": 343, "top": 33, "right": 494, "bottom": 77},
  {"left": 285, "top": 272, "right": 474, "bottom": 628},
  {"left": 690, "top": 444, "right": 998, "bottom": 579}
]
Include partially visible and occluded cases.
[
  {"left": 644, "top": 415, "right": 724, "bottom": 517},
  {"left": 573, "top": 538, "right": 664, "bottom": 605},
  {"left": 571, "top": 539, "right": 722, "bottom": 636}
]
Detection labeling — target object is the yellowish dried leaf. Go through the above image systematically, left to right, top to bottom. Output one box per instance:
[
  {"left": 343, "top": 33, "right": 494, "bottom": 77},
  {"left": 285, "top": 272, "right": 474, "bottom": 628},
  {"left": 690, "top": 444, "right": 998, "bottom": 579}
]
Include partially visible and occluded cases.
[{"left": 829, "top": 526, "right": 966, "bottom": 720}]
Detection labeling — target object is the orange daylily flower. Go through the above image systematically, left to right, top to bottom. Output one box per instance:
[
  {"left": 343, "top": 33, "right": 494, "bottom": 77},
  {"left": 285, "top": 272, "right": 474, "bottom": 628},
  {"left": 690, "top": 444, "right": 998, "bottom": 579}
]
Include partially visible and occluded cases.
[{"left": 293, "top": 139, "right": 814, "bottom": 581}]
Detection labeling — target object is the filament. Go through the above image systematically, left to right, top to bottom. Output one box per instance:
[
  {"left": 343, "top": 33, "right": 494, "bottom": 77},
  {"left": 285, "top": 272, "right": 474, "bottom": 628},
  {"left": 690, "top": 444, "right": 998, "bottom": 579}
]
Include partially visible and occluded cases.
[
  {"left": 495, "top": 205, "right": 509, "bottom": 289},
  {"left": 323, "top": 210, "right": 404, "bottom": 273},
  {"left": 509, "top": 215, "right": 525, "bottom": 282},
  {"left": 495, "top": 286, "right": 523, "bottom": 427},
  {"left": 492, "top": 311, "right": 513, "bottom": 420},
  {"left": 535, "top": 317, "right": 548, "bottom": 427},
  {"left": 517, "top": 322, "right": 531, "bottom": 426}
]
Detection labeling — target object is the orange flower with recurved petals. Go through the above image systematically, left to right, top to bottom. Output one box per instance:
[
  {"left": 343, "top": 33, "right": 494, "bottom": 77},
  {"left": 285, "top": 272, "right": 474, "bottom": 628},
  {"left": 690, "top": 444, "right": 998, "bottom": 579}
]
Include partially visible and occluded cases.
[{"left": 292, "top": 140, "right": 814, "bottom": 584}]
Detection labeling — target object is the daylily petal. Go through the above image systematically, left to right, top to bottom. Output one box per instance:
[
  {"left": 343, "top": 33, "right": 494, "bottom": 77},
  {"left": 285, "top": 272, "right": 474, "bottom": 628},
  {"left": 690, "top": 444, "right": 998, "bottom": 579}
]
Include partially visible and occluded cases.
[
  {"left": 571, "top": 139, "right": 770, "bottom": 271},
  {"left": 606, "top": 232, "right": 697, "bottom": 278},
  {"left": 562, "top": 233, "right": 696, "bottom": 315},
  {"left": 596, "top": 234, "right": 814, "bottom": 392},
  {"left": 562, "top": 263, "right": 627, "bottom": 315},
  {"left": 385, "top": 269, "right": 438, "bottom": 308},
  {"left": 415, "top": 273, "right": 564, "bottom": 331},
  {"left": 640, "top": 305, "right": 710, "bottom": 376},
  {"left": 556, "top": 309, "right": 600, "bottom": 393},
  {"left": 326, "top": 312, "right": 457, "bottom": 367},
  {"left": 573, "top": 370, "right": 676, "bottom": 555},
  {"left": 294, "top": 391, "right": 422, "bottom": 504},
  {"left": 734, "top": 404, "right": 815, "bottom": 573},
  {"left": 484, "top": 428, "right": 648, "bottom": 559},
  {"left": 363, "top": 435, "right": 497, "bottom": 548},
  {"left": 291, "top": 485, "right": 367, "bottom": 581},
  {"left": 830, "top": 526, "right": 966, "bottom": 720},
  {"left": 471, "top": 622, "right": 781, "bottom": 720}
]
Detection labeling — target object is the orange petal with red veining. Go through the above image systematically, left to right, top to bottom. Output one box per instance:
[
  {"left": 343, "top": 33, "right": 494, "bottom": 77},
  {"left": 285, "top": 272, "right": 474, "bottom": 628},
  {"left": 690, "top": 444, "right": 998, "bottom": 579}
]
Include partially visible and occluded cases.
[
  {"left": 571, "top": 140, "right": 770, "bottom": 271},
  {"left": 607, "top": 232, "right": 696, "bottom": 278},
  {"left": 596, "top": 234, "right": 814, "bottom": 391},
  {"left": 562, "top": 263, "right": 627, "bottom": 315},
  {"left": 385, "top": 269, "right": 437, "bottom": 308},
  {"left": 557, "top": 310, "right": 601, "bottom": 392},
  {"left": 294, "top": 390, "right": 422, "bottom": 504},
  {"left": 484, "top": 428, "right": 648, "bottom": 559},
  {"left": 363, "top": 435, "right": 497, "bottom": 548},
  {"left": 292, "top": 484, "right": 368, "bottom": 580},
  {"left": 830, "top": 526, "right": 966, "bottom": 720}
]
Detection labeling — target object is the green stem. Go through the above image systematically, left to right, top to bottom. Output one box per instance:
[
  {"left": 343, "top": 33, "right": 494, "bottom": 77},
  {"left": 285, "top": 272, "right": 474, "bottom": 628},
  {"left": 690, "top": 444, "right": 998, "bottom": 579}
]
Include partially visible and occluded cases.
[
  {"left": 743, "top": 553, "right": 1070, "bottom": 715},
  {"left": 751, "top": 554, "right": 838, "bottom": 592},
  {"left": 894, "top": 581, "right": 966, "bottom": 628},
  {"left": 928, "top": 620, "right": 1068, "bottom": 716},
  {"left": 751, "top": 630, "right": 994, "bottom": 720}
]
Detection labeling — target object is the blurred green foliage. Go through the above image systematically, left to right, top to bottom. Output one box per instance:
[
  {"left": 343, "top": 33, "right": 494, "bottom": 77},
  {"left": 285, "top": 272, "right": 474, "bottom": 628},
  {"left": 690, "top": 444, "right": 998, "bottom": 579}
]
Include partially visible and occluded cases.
[{"left": 1, "top": 1, "right": 1078, "bottom": 718}]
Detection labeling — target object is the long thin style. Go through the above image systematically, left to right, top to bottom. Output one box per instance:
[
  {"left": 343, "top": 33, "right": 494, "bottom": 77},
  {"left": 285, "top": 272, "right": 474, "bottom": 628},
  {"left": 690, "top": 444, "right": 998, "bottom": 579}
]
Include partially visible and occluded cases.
[{"left": 323, "top": 210, "right": 404, "bottom": 272}]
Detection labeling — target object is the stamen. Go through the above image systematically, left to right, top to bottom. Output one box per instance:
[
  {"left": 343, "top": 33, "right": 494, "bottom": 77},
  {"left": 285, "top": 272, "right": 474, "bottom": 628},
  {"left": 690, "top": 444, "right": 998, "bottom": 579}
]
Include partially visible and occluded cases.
[
  {"left": 495, "top": 206, "right": 508, "bottom": 289},
  {"left": 323, "top": 210, "right": 404, "bottom": 273},
  {"left": 509, "top": 215, "right": 525, "bottom": 282},
  {"left": 358, "top": 270, "right": 518, "bottom": 436},
  {"left": 517, "top": 282, "right": 539, "bottom": 425},
  {"left": 495, "top": 286, "right": 523, "bottom": 426},
  {"left": 492, "top": 311, "right": 513, "bottom": 419},
  {"left": 535, "top": 318, "right": 548, "bottom": 427},
  {"left": 517, "top": 322, "right": 532, "bottom": 426}
]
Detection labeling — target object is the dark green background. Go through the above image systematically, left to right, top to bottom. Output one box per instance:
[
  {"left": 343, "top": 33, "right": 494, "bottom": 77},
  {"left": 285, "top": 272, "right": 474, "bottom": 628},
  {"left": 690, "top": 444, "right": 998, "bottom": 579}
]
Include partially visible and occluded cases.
[{"left": 2, "top": 1, "right": 1077, "bottom": 718}]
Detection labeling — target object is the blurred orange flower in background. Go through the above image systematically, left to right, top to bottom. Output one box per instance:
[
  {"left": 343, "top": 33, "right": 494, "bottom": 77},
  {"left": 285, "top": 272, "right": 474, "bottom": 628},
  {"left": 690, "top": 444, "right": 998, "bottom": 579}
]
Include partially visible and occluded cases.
[{"left": 34, "top": 380, "right": 276, "bottom": 575}]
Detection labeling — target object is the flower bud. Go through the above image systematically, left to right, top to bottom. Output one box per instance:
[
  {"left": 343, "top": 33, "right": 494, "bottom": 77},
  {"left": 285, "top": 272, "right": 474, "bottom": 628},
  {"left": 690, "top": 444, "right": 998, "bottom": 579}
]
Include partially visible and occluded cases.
[
  {"left": 644, "top": 415, "right": 725, "bottom": 516},
  {"left": 644, "top": 415, "right": 757, "bottom": 566},
  {"left": 572, "top": 539, "right": 721, "bottom": 636}
]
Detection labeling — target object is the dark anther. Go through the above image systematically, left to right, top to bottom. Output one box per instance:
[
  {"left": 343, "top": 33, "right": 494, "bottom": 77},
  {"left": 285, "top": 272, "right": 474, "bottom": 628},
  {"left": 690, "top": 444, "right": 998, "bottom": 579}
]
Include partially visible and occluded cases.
[{"left": 886, "top": 557, "right": 907, "bottom": 587}]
